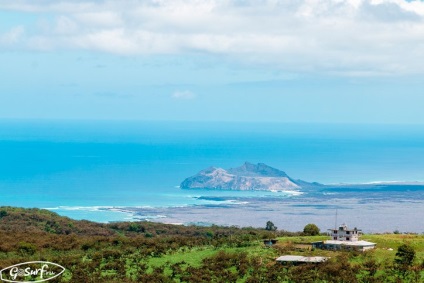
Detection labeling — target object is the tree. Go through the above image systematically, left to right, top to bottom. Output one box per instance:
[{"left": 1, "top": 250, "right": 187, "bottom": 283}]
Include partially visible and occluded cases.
[
  {"left": 0, "top": 210, "right": 7, "bottom": 218},
  {"left": 265, "top": 221, "right": 277, "bottom": 231},
  {"left": 303, "top": 223, "right": 320, "bottom": 236},
  {"left": 395, "top": 244, "right": 415, "bottom": 266}
]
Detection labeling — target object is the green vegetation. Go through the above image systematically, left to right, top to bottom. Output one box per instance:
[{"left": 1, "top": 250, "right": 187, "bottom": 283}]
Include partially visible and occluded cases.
[
  {"left": 0, "top": 207, "right": 423, "bottom": 282},
  {"left": 0, "top": 210, "right": 7, "bottom": 218},
  {"left": 265, "top": 220, "right": 277, "bottom": 231},
  {"left": 303, "top": 223, "right": 320, "bottom": 236},
  {"left": 395, "top": 244, "right": 416, "bottom": 266}
]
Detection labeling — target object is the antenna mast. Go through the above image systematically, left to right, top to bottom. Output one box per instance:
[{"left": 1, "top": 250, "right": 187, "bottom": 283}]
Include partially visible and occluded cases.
[{"left": 335, "top": 209, "right": 338, "bottom": 230}]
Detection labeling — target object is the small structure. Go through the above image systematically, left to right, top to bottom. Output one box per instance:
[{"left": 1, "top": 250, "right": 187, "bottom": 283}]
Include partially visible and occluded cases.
[
  {"left": 328, "top": 223, "right": 360, "bottom": 241},
  {"left": 312, "top": 224, "right": 376, "bottom": 251},
  {"left": 263, "top": 239, "right": 278, "bottom": 247},
  {"left": 276, "top": 255, "right": 329, "bottom": 265}
]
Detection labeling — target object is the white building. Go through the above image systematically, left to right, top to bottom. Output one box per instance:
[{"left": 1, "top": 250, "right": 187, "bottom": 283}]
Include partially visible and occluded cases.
[
  {"left": 328, "top": 223, "right": 361, "bottom": 241},
  {"left": 312, "top": 224, "right": 376, "bottom": 251}
]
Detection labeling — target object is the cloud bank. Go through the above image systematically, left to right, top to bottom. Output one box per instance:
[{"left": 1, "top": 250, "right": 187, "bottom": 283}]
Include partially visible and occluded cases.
[
  {"left": 1, "top": 0, "right": 424, "bottom": 75},
  {"left": 172, "top": 90, "right": 196, "bottom": 100}
]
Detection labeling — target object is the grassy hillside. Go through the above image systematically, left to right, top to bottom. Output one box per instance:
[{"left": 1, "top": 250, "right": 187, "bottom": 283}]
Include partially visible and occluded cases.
[{"left": 0, "top": 207, "right": 423, "bottom": 282}]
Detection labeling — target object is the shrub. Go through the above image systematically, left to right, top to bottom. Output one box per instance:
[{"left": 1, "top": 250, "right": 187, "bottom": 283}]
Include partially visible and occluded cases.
[
  {"left": 0, "top": 210, "right": 7, "bottom": 218},
  {"left": 265, "top": 221, "right": 277, "bottom": 231},
  {"left": 303, "top": 223, "right": 320, "bottom": 236},
  {"left": 17, "top": 242, "right": 37, "bottom": 256},
  {"left": 395, "top": 244, "right": 415, "bottom": 266}
]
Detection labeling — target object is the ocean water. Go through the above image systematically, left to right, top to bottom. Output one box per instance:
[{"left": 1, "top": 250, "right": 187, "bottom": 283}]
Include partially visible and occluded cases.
[{"left": 0, "top": 120, "right": 423, "bottom": 231}]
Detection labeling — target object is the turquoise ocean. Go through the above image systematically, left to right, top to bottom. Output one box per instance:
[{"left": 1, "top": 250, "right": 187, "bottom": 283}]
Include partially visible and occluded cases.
[{"left": 1, "top": 120, "right": 423, "bottom": 231}]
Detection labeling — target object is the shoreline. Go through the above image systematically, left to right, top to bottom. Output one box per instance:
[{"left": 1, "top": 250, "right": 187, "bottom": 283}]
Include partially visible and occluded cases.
[
  {"left": 19, "top": 183, "right": 422, "bottom": 233},
  {"left": 46, "top": 186, "right": 424, "bottom": 233},
  {"left": 106, "top": 201, "right": 424, "bottom": 234}
]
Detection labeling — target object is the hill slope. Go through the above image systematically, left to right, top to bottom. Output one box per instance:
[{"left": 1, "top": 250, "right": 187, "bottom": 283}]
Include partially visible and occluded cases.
[{"left": 180, "top": 162, "right": 318, "bottom": 191}]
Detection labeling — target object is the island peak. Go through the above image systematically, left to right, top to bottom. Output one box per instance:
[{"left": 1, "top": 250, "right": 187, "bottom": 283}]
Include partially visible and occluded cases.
[
  {"left": 180, "top": 162, "right": 316, "bottom": 191},
  {"left": 228, "top": 162, "right": 289, "bottom": 178}
]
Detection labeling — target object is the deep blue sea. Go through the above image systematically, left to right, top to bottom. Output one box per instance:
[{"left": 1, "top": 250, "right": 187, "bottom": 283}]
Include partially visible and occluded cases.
[{"left": 1, "top": 120, "right": 423, "bottom": 232}]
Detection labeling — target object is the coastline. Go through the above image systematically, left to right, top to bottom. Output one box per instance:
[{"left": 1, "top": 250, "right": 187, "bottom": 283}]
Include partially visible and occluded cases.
[
  {"left": 2, "top": 121, "right": 424, "bottom": 234},
  {"left": 46, "top": 183, "right": 424, "bottom": 234},
  {"left": 100, "top": 199, "right": 424, "bottom": 233}
]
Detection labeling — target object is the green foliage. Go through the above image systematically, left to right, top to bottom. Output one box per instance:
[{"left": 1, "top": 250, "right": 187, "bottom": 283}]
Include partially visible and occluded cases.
[
  {"left": 0, "top": 207, "right": 423, "bottom": 282},
  {"left": 0, "top": 210, "right": 7, "bottom": 218},
  {"left": 265, "top": 220, "right": 277, "bottom": 231},
  {"left": 128, "top": 223, "right": 144, "bottom": 232},
  {"left": 303, "top": 223, "right": 320, "bottom": 236},
  {"left": 205, "top": 230, "right": 214, "bottom": 238},
  {"left": 17, "top": 242, "right": 37, "bottom": 256},
  {"left": 395, "top": 243, "right": 416, "bottom": 266}
]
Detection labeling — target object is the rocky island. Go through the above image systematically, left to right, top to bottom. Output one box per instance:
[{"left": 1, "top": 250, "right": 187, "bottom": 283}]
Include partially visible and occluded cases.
[{"left": 180, "top": 162, "right": 320, "bottom": 191}]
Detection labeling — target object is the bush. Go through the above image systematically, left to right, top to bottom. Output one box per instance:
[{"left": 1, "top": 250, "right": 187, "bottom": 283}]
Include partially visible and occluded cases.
[
  {"left": 0, "top": 210, "right": 7, "bottom": 219},
  {"left": 265, "top": 221, "right": 277, "bottom": 231},
  {"left": 303, "top": 223, "right": 320, "bottom": 236},
  {"left": 17, "top": 242, "right": 37, "bottom": 256},
  {"left": 395, "top": 244, "right": 415, "bottom": 266}
]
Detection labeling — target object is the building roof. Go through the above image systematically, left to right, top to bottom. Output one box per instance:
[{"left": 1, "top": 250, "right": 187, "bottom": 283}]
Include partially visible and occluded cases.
[
  {"left": 328, "top": 224, "right": 362, "bottom": 232},
  {"left": 327, "top": 228, "right": 361, "bottom": 232},
  {"left": 324, "top": 240, "right": 376, "bottom": 247},
  {"left": 276, "top": 255, "right": 329, "bottom": 263}
]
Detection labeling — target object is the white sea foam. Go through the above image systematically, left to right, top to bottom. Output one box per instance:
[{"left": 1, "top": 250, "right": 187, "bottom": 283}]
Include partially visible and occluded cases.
[
  {"left": 327, "top": 180, "right": 419, "bottom": 186},
  {"left": 363, "top": 181, "right": 424, "bottom": 185},
  {"left": 283, "top": 190, "right": 303, "bottom": 196},
  {"left": 323, "top": 192, "right": 338, "bottom": 195},
  {"left": 224, "top": 200, "right": 245, "bottom": 205},
  {"left": 52, "top": 206, "right": 113, "bottom": 211},
  {"left": 137, "top": 215, "right": 167, "bottom": 219}
]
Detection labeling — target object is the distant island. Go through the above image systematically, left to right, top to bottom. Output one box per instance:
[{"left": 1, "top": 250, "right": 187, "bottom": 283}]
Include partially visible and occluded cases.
[{"left": 180, "top": 162, "right": 321, "bottom": 191}]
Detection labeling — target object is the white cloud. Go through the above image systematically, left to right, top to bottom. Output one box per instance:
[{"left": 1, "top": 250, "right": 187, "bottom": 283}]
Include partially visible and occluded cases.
[
  {"left": 1, "top": 0, "right": 424, "bottom": 75},
  {"left": 74, "top": 11, "right": 123, "bottom": 28},
  {"left": 54, "top": 16, "right": 78, "bottom": 35},
  {"left": 0, "top": 26, "right": 24, "bottom": 46},
  {"left": 172, "top": 90, "right": 196, "bottom": 100}
]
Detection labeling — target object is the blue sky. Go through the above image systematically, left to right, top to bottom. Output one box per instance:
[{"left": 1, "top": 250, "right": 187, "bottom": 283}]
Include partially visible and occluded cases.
[{"left": 1, "top": 0, "right": 424, "bottom": 123}]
